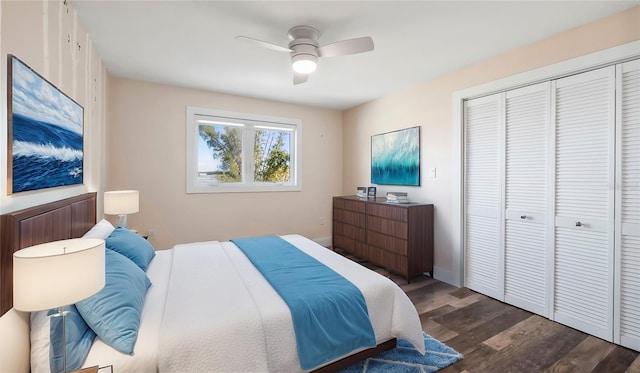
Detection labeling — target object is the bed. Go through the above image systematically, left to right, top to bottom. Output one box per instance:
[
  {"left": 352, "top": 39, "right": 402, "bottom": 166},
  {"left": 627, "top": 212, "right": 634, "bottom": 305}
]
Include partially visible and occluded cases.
[{"left": 0, "top": 193, "right": 425, "bottom": 372}]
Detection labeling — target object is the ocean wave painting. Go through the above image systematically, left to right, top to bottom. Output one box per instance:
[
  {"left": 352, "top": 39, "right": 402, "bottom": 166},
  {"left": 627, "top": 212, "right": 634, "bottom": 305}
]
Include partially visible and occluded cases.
[
  {"left": 9, "top": 55, "right": 83, "bottom": 193},
  {"left": 371, "top": 126, "right": 420, "bottom": 186}
]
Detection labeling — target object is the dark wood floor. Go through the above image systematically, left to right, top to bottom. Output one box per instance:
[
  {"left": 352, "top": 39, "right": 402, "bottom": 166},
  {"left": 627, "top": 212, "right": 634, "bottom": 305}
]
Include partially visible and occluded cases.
[{"left": 340, "top": 252, "right": 640, "bottom": 373}]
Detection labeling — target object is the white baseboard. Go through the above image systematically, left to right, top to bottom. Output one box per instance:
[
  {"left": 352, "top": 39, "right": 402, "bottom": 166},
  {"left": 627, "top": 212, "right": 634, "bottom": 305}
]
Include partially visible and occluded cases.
[
  {"left": 313, "top": 236, "right": 332, "bottom": 248},
  {"left": 433, "top": 265, "right": 461, "bottom": 287}
]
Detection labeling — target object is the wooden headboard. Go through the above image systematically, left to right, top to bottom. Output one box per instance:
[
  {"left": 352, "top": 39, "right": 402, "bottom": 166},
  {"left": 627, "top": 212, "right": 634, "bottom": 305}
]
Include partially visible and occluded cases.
[{"left": 0, "top": 192, "right": 97, "bottom": 316}]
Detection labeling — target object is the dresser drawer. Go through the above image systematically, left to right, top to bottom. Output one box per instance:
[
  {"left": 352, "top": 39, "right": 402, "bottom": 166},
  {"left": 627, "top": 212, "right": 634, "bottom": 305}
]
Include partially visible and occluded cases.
[
  {"left": 333, "top": 198, "right": 366, "bottom": 213},
  {"left": 366, "top": 203, "right": 408, "bottom": 222},
  {"left": 333, "top": 208, "right": 366, "bottom": 227},
  {"left": 367, "top": 215, "right": 408, "bottom": 239},
  {"left": 333, "top": 222, "right": 366, "bottom": 242},
  {"left": 367, "top": 231, "right": 408, "bottom": 256},
  {"left": 333, "top": 234, "right": 368, "bottom": 257},
  {"left": 369, "top": 248, "right": 407, "bottom": 275}
]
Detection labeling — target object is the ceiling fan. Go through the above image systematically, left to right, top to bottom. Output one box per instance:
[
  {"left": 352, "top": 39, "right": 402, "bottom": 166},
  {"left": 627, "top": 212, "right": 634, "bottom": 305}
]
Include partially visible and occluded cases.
[{"left": 236, "top": 25, "right": 374, "bottom": 85}]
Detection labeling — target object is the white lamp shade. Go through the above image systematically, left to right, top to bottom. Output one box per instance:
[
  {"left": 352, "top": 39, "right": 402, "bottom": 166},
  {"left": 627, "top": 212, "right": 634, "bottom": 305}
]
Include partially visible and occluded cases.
[
  {"left": 292, "top": 54, "right": 317, "bottom": 74},
  {"left": 104, "top": 190, "right": 139, "bottom": 215},
  {"left": 13, "top": 238, "right": 106, "bottom": 312}
]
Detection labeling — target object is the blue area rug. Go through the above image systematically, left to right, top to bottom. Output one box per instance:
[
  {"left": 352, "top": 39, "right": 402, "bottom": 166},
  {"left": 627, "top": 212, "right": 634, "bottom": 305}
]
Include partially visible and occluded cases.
[{"left": 340, "top": 332, "right": 463, "bottom": 373}]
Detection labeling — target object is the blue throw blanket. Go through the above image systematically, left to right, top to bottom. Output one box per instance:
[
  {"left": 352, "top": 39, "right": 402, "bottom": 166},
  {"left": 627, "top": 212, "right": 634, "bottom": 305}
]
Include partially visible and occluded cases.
[{"left": 231, "top": 235, "right": 376, "bottom": 370}]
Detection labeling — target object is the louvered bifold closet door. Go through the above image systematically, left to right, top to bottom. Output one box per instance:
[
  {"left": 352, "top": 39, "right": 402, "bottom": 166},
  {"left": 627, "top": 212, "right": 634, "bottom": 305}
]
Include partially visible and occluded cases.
[
  {"left": 615, "top": 59, "right": 640, "bottom": 351},
  {"left": 553, "top": 66, "right": 615, "bottom": 341},
  {"left": 504, "top": 82, "right": 550, "bottom": 316},
  {"left": 464, "top": 93, "right": 504, "bottom": 299}
]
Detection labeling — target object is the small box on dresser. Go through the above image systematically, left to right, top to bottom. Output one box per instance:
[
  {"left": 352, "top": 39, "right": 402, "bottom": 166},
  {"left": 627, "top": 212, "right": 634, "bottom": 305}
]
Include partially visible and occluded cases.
[{"left": 332, "top": 195, "right": 434, "bottom": 283}]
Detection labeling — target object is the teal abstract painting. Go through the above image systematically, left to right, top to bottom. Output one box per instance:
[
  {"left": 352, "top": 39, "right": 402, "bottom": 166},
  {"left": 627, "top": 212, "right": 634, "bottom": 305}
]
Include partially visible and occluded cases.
[{"left": 371, "top": 126, "right": 420, "bottom": 186}]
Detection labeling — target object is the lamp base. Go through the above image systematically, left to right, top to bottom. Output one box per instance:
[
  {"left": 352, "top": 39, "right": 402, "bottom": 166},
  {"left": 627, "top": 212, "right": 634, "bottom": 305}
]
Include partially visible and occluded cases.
[
  {"left": 115, "top": 214, "right": 128, "bottom": 229},
  {"left": 50, "top": 306, "right": 70, "bottom": 373}
]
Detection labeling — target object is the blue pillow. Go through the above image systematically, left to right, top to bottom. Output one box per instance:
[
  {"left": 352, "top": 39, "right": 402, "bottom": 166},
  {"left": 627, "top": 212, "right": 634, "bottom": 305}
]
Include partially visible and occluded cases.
[
  {"left": 106, "top": 227, "right": 156, "bottom": 271},
  {"left": 76, "top": 249, "right": 152, "bottom": 354},
  {"left": 48, "top": 305, "right": 96, "bottom": 373}
]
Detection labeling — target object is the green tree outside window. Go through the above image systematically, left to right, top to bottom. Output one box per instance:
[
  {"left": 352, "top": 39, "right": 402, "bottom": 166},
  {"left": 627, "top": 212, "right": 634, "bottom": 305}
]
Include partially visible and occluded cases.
[{"left": 199, "top": 125, "right": 290, "bottom": 183}]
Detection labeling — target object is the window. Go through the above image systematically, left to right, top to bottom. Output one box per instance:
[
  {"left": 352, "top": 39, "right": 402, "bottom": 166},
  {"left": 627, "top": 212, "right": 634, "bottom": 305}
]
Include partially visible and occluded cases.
[{"left": 186, "top": 106, "right": 302, "bottom": 193}]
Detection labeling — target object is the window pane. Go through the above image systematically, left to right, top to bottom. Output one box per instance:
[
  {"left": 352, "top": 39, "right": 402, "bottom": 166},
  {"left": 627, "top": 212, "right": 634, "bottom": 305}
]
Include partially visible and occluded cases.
[
  {"left": 187, "top": 106, "right": 301, "bottom": 193},
  {"left": 198, "top": 124, "right": 243, "bottom": 183},
  {"left": 254, "top": 129, "right": 291, "bottom": 183}
]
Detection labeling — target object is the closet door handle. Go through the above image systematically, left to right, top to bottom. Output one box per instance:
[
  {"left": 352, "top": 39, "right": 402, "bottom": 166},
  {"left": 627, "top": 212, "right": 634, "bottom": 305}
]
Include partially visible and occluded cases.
[
  {"left": 520, "top": 215, "right": 527, "bottom": 220},
  {"left": 575, "top": 221, "right": 583, "bottom": 227}
]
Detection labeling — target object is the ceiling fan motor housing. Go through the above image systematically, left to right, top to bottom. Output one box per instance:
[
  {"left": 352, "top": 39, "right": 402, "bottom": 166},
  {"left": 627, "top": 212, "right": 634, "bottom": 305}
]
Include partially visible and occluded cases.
[
  {"left": 287, "top": 25, "right": 320, "bottom": 41},
  {"left": 288, "top": 25, "right": 320, "bottom": 61},
  {"left": 289, "top": 41, "right": 318, "bottom": 59}
]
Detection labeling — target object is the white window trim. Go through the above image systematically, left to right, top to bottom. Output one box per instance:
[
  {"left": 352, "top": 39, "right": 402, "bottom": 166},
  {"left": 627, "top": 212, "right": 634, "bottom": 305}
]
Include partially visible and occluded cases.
[{"left": 186, "top": 106, "right": 302, "bottom": 193}]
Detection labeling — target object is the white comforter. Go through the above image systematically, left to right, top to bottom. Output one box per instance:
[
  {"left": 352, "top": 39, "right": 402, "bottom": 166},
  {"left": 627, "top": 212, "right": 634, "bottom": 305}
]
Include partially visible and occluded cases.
[{"left": 85, "top": 234, "right": 425, "bottom": 372}]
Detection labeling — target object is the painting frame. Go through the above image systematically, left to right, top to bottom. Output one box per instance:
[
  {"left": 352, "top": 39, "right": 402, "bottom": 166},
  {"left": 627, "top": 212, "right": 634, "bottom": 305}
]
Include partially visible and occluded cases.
[
  {"left": 7, "top": 54, "right": 85, "bottom": 194},
  {"left": 371, "top": 126, "right": 420, "bottom": 186}
]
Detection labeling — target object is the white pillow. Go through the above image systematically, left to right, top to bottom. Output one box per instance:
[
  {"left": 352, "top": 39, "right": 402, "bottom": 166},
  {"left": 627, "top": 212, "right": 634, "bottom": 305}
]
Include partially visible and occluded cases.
[
  {"left": 83, "top": 219, "right": 115, "bottom": 239},
  {"left": 29, "top": 311, "right": 50, "bottom": 373}
]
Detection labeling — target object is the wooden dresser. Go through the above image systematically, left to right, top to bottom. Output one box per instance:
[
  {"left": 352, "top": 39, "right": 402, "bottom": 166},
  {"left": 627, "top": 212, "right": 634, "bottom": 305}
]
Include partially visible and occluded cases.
[{"left": 332, "top": 195, "right": 433, "bottom": 282}]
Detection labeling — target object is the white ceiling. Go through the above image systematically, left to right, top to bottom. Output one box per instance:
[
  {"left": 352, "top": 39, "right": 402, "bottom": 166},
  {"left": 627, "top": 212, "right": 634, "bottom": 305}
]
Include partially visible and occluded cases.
[{"left": 73, "top": 1, "right": 638, "bottom": 110}]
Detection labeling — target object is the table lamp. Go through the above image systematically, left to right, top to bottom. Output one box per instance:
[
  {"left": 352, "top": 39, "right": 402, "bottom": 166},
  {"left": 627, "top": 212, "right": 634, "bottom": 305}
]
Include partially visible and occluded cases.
[
  {"left": 104, "top": 190, "right": 139, "bottom": 228},
  {"left": 13, "top": 238, "right": 106, "bottom": 373}
]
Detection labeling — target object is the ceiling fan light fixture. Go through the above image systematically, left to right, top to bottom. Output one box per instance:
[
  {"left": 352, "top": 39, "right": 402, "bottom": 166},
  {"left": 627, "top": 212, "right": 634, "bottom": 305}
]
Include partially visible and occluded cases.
[
  {"left": 237, "top": 25, "right": 374, "bottom": 84},
  {"left": 292, "top": 54, "right": 317, "bottom": 74}
]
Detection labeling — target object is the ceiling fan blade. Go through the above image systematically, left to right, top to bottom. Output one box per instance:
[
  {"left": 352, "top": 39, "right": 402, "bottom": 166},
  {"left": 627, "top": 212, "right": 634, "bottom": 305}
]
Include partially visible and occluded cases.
[
  {"left": 235, "top": 36, "right": 291, "bottom": 53},
  {"left": 318, "top": 37, "right": 374, "bottom": 57},
  {"left": 293, "top": 72, "right": 308, "bottom": 85}
]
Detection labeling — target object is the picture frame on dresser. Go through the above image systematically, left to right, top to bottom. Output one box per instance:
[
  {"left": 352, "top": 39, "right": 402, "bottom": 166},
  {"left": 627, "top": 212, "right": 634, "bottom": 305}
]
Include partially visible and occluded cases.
[{"left": 367, "top": 186, "right": 377, "bottom": 198}]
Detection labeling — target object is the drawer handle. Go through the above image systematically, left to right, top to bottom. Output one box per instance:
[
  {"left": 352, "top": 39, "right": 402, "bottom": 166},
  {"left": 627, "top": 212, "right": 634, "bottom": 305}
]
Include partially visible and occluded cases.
[
  {"left": 520, "top": 215, "right": 527, "bottom": 220},
  {"left": 576, "top": 221, "right": 583, "bottom": 227}
]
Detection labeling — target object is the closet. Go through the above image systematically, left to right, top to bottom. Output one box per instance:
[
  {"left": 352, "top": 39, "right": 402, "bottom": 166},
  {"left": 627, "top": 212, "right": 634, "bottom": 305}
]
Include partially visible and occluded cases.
[{"left": 463, "top": 59, "right": 639, "bottom": 351}]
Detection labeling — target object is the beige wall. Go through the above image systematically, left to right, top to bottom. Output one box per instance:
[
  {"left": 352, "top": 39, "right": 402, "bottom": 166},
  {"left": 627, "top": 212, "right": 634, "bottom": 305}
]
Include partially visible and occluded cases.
[
  {"left": 0, "top": 0, "right": 107, "bottom": 213},
  {"left": 0, "top": 1, "right": 107, "bottom": 372},
  {"left": 343, "top": 6, "right": 640, "bottom": 285},
  {"left": 107, "top": 77, "right": 343, "bottom": 249}
]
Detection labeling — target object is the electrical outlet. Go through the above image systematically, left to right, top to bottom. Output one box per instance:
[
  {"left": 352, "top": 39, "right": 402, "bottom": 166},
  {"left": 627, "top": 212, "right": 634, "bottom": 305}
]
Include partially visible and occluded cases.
[
  {"left": 429, "top": 168, "right": 437, "bottom": 178},
  {"left": 320, "top": 217, "right": 325, "bottom": 225}
]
